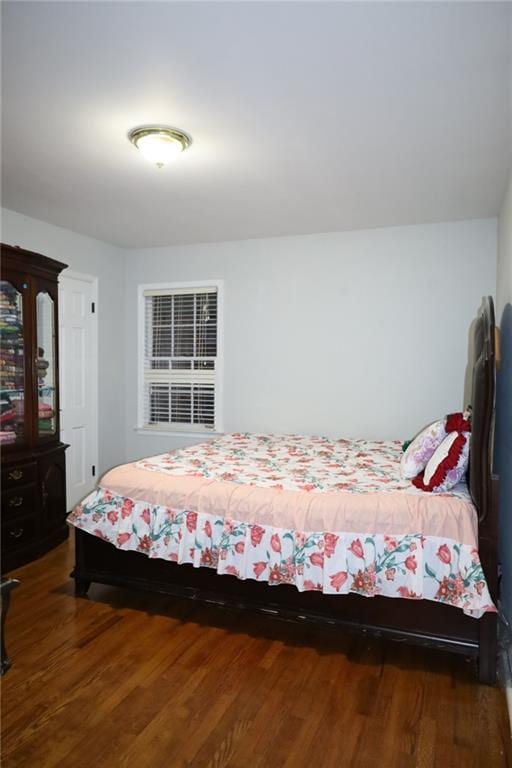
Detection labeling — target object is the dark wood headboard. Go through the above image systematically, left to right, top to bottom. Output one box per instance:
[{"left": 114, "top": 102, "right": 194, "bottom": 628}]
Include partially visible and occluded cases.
[{"left": 468, "top": 296, "right": 496, "bottom": 523}]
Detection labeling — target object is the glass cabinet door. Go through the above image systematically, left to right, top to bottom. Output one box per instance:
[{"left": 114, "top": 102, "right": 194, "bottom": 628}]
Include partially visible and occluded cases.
[
  {"left": 0, "top": 280, "right": 25, "bottom": 445},
  {"left": 36, "top": 291, "right": 57, "bottom": 438}
]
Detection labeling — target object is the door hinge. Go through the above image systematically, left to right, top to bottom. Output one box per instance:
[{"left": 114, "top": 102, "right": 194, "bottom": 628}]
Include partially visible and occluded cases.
[
  {"left": 91, "top": 302, "right": 95, "bottom": 313},
  {"left": 92, "top": 465, "right": 96, "bottom": 477}
]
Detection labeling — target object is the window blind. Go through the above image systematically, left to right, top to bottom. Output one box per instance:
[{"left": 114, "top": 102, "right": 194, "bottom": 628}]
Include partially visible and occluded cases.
[{"left": 142, "top": 286, "right": 218, "bottom": 431}]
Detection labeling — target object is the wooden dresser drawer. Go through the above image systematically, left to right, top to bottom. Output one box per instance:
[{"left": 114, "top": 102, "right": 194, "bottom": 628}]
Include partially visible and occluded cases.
[
  {"left": 2, "top": 463, "right": 37, "bottom": 491},
  {"left": 2, "top": 485, "right": 36, "bottom": 521},
  {"left": 2, "top": 514, "right": 36, "bottom": 552}
]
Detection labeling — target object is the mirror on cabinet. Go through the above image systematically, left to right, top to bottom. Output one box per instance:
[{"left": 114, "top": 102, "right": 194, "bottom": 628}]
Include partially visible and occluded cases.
[{"left": 36, "top": 291, "right": 57, "bottom": 438}]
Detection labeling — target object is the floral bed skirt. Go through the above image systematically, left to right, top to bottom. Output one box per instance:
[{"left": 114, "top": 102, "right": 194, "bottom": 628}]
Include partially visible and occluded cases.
[{"left": 68, "top": 487, "right": 495, "bottom": 618}]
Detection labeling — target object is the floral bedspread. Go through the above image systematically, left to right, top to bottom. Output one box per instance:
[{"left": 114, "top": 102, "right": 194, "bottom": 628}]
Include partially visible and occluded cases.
[
  {"left": 135, "top": 432, "right": 471, "bottom": 498},
  {"left": 68, "top": 435, "right": 494, "bottom": 618}
]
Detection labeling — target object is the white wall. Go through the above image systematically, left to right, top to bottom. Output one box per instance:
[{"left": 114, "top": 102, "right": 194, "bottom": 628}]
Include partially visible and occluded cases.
[
  {"left": 496, "top": 174, "right": 512, "bottom": 628},
  {"left": 498, "top": 174, "right": 512, "bottom": 324},
  {"left": 1, "top": 207, "right": 126, "bottom": 474},
  {"left": 0, "top": 209, "right": 498, "bottom": 482},
  {"left": 124, "top": 218, "right": 497, "bottom": 461}
]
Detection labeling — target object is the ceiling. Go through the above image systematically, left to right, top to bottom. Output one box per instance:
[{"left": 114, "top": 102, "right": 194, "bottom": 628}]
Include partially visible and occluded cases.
[{"left": 2, "top": 1, "right": 511, "bottom": 249}]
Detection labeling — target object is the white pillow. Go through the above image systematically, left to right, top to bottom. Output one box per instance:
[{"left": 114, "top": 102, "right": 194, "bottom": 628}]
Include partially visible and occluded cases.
[
  {"left": 400, "top": 419, "right": 446, "bottom": 479},
  {"left": 412, "top": 431, "right": 470, "bottom": 493}
]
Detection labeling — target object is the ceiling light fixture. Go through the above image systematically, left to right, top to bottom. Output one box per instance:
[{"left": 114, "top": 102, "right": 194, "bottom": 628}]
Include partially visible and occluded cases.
[{"left": 128, "top": 125, "right": 191, "bottom": 168}]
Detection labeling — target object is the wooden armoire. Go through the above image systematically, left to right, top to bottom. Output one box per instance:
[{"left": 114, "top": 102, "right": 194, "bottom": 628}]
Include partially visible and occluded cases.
[{"left": 1, "top": 244, "right": 68, "bottom": 572}]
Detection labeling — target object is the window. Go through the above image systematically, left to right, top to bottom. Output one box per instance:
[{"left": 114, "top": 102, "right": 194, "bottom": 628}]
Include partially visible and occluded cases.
[{"left": 139, "top": 282, "right": 222, "bottom": 433}]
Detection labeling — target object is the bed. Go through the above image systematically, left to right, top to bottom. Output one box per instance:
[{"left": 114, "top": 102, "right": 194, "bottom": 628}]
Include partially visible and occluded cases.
[{"left": 69, "top": 297, "right": 499, "bottom": 683}]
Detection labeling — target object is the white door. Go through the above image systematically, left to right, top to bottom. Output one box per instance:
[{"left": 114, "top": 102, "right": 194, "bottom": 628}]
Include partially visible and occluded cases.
[{"left": 59, "top": 273, "right": 98, "bottom": 510}]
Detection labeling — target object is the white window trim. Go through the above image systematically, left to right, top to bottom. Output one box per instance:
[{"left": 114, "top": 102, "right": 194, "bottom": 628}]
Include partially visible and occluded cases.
[{"left": 137, "top": 280, "right": 224, "bottom": 434}]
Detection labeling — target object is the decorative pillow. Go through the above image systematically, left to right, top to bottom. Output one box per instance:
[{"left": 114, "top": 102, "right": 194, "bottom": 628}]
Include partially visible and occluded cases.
[
  {"left": 400, "top": 411, "right": 471, "bottom": 480},
  {"left": 400, "top": 419, "right": 447, "bottom": 479},
  {"left": 412, "top": 431, "right": 471, "bottom": 493}
]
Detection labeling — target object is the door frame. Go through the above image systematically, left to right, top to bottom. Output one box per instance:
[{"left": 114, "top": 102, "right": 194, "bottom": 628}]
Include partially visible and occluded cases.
[{"left": 59, "top": 269, "right": 99, "bottom": 509}]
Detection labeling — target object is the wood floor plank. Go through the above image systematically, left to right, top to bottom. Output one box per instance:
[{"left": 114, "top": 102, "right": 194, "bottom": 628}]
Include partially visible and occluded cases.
[{"left": 1, "top": 538, "right": 511, "bottom": 768}]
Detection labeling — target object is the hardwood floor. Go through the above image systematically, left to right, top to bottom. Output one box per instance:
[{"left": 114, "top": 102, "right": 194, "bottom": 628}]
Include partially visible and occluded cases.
[{"left": 1, "top": 537, "right": 511, "bottom": 768}]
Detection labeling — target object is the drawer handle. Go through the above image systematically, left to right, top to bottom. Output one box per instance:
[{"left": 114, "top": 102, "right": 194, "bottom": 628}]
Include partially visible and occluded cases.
[
  {"left": 8, "top": 470, "right": 23, "bottom": 481},
  {"left": 8, "top": 496, "right": 23, "bottom": 508},
  {"left": 9, "top": 527, "right": 24, "bottom": 539}
]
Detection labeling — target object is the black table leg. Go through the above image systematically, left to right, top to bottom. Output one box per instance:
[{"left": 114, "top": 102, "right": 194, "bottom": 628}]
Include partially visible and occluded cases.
[{"left": 1, "top": 578, "right": 20, "bottom": 675}]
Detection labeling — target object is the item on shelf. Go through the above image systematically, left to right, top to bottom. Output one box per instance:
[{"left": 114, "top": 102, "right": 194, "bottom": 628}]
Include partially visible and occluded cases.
[
  {"left": 1, "top": 283, "right": 23, "bottom": 429},
  {"left": 37, "top": 348, "right": 49, "bottom": 386},
  {"left": 0, "top": 397, "right": 16, "bottom": 427},
  {"left": 38, "top": 400, "right": 55, "bottom": 431},
  {"left": 0, "top": 408, "right": 16, "bottom": 426}
]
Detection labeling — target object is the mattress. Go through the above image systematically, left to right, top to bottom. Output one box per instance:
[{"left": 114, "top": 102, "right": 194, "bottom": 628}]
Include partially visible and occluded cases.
[{"left": 68, "top": 432, "right": 495, "bottom": 617}]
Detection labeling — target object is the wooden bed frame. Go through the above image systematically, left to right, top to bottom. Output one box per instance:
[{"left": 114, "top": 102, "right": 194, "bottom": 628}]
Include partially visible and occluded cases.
[{"left": 71, "top": 297, "right": 500, "bottom": 683}]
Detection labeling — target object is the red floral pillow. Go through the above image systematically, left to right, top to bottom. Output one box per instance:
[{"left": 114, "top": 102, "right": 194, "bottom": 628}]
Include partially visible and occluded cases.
[
  {"left": 401, "top": 411, "right": 471, "bottom": 480},
  {"left": 412, "top": 430, "right": 471, "bottom": 493}
]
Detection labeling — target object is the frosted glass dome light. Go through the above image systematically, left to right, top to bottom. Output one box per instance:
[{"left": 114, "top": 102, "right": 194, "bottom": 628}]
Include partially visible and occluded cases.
[{"left": 128, "top": 126, "right": 191, "bottom": 168}]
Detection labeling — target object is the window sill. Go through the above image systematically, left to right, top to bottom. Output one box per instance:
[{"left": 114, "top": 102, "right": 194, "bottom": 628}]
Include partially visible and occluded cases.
[{"left": 134, "top": 428, "right": 223, "bottom": 439}]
